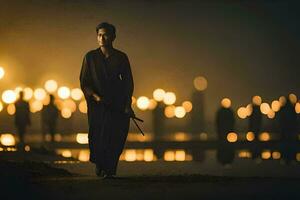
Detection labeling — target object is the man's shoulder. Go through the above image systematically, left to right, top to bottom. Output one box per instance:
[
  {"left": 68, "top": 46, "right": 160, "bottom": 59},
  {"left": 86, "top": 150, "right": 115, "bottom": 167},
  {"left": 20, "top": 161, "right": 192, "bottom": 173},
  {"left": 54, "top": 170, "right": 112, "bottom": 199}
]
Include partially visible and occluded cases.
[
  {"left": 114, "top": 48, "right": 128, "bottom": 59},
  {"left": 84, "top": 49, "right": 98, "bottom": 58}
]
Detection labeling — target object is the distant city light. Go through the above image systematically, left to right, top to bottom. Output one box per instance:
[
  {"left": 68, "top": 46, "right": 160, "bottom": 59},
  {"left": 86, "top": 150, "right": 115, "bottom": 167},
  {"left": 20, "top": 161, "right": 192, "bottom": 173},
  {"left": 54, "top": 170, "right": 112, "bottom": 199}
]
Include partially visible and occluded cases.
[
  {"left": 0, "top": 66, "right": 5, "bottom": 79},
  {"left": 193, "top": 76, "right": 208, "bottom": 91},
  {"left": 44, "top": 80, "right": 58, "bottom": 93},
  {"left": 58, "top": 86, "right": 71, "bottom": 99},
  {"left": 23, "top": 87, "right": 33, "bottom": 100},
  {"left": 34, "top": 88, "right": 47, "bottom": 101},
  {"left": 71, "top": 88, "right": 83, "bottom": 101},
  {"left": 153, "top": 88, "right": 165, "bottom": 102},
  {"left": 2, "top": 90, "right": 17, "bottom": 104},
  {"left": 163, "top": 92, "right": 176, "bottom": 105},
  {"left": 289, "top": 93, "right": 297, "bottom": 104},
  {"left": 252, "top": 95, "right": 262, "bottom": 106},
  {"left": 131, "top": 96, "right": 136, "bottom": 105},
  {"left": 136, "top": 96, "right": 150, "bottom": 110},
  {"left": 279, "top": 96, "right": 286, "bottom": 106},
  {"left": 62, "top": 99, "right": 77, "bottom": 112},
  {"left": 147, "top": 99, "right": 157, "bottom": 110},
  {"left": 29, "top": 100, "right": 43, "bottom": 113},
  {"left": 79, "top": 100, "right": 87, "bottom": 113},
  {"left": 271, "top": 100, "right": 281, "bottom": 112},
  {"left": 0, "top": 101, "right": 3, "bottom": 112},
  {"left": 182, "top": 101, "right": 193, "bottom": 112},
  {"left": 295, "top": 102, "right": 300, "bottom": 114},
  {"left": 260, "top": 103, "right": 270, "bottom": 115},
  {"left": 246, "top": 104, "right": 253, "bottom": 116},
  {"left": 164, "top": 105, "right": 175, "bottom": 118},
  {"left": 174, "top": 106, "right": 186, "bottom": 118},
  {"left": 237, "top": 107, "right": 248, "bottom": 119},
  {"left": 61, "top": 108, "right": 72, "bottom": 118},
  {"left": 267, "top": 110, "right": 275, "bottom": 119},
  {"left": 246, "top": 131, "right": 255, "bottom": 142},
  {"left": 199, "top": 132, "right": 208, "bottom": 141},
  {"left": 227, "top": 132, "right": 238, "bottom": 143},
  {"left": 259, "top": 132, "right": 270, "bottom": 141},
  {"left": 0, "top": 133, "right": 16, "bottom": 146},
  {"left": 76, "top": 133, "right": 88, "bottom": 144},
  {"left": 124, "top": 149, "right": 137, "bottom": 162},
  {"left": 144, "top": 149, "right": 154, "bottom": 162},
  {"left": 61, "top": 150, "right": 72, "bottom": 158},
  {"left": 78, "top": 150, "right": 90, "bottom": 162},
  {"left": 238, "top": 150, "right": 252, "bottom": 158},
  {"left": 261, "top": 150, "right": 271, "bottom": 159},
  {"left": 272, "top": 151, "right": 281, "bottom": 159}
]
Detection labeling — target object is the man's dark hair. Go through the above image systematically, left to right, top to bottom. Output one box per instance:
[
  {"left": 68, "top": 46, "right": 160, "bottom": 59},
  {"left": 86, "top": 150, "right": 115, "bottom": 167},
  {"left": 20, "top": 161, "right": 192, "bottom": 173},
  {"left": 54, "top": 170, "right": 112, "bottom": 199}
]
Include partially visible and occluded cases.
[{"left": 96, "top": 22, "right": 116, "bottom": 38}]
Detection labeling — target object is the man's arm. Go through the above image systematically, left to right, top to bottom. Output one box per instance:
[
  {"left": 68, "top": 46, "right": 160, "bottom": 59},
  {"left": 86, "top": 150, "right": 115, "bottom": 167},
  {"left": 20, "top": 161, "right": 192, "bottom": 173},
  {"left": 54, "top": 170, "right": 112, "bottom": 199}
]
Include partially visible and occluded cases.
[{"left": 122, "top": 54, "right": 135, "bottom": 116}]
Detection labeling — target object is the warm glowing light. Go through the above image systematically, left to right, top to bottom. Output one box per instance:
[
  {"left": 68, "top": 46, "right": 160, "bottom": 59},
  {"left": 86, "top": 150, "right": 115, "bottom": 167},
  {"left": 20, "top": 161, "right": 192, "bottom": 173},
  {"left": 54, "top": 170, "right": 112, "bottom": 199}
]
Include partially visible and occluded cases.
[
  {"left": 0, "top": 67, "right": 5, "bottom": 79},
  {"left": 193, "top": 76, "right": 208, "bottom": 91},
  {"left": 44, "top": 80, "right": 58, "bottom": 93},
  {"left": 58, "top": 86, "right": 71, "bottom": 99},
  {"left": 14, "top": 87, "right": 23, "bottom": 98},
  {"left": 23, "top": 87, "right": 33, "bottom": 100},
  {"left": 34, "top": 88, "right": 47, "bottom": 101},
  {"left": 71, "top": 88, "right": 83, "bottom": 101},
  {"left": 153, "top": 88, "right": 165, "bottom": 102},
  {"left": 2, "top": 90, "right": 17, "bottom": 104},
  {"left": 163, "top": 92, "right": 176, "bottom": 105},
  {"left": 289, "top": 93, "right": 297, "bottom": 104},
  {"left": 42, "top": 94, "right": 50, "bottom": 105},
  {"left": 131, "top": 96, "right": 136, "bottom": 105},
  {"left": 137, "top": 96, "right": 150, "bottom": 110},
  {"left": 252, "top": 96, "right": 262, "bottom": 106},
  {"left": 279, "top": 96, "right": 286, "bottom": 106},
  {"left": 221, "top": 98, "right": 231, "bottom": 108},
  {"left": 62, "top": 99, "right": 76, "bottom": 112},
  {"left": 148, "top": 99, "right": 157, "bottom": 110},
  {"left": 29, "top": 100, "right": 43, "bottom": 113},
  {"left": 79, "top": 100, "right": 87, "bottom": 113},
  {"left": 271, "top": 100, "right": 281, "bottom": 112},
  {"left": 0, "top": 101, "right": 3, "bottom": 112},
  {"left": 182, "top": 101, "right": 193, "bottom": 112},
  {"left": 296, "top": 102, "right": 300, "bottom": 114},
  {"left": 260, "top": 103, "right": 270, "bottom": 115},
  {"left": 7, "top": 104, "right": 16, "bottom": 115},
  {"left": 246, "top": 104, "right": 253, "bottom": 116},
  {"left": 164, "top": 105, "right": 175, "bottom": 118},
  {"left": 174, "top": 106, "right": 186, "bottom": 118},
  {"left": 237, "top": 107, "right": 248, "bottom": 119},
  {"left": 61, "top": 108, "right": 72, "bottom": 118},
  {"left": 267, "top": 110, "right": 275, "bottom": 119},
  {"left": 174, "top": 132, "right": 191, "bottom": 141},
  {"left": 199, "top": 132, "right": 208, "bottom": 141},
  {"left": 227, "top": 132, "right": 238, "bottom": 143},
  {"left": 246, "top": 132, "right": 255, "bottom": 142},
  {"left": 259, "top": 132, "right": 270, "bottom": 141},
  {"left": 76, "top": 133, "right": 88, "bottom": 144},
  {"left": 0, "top": 134, "right": 16, "bottom": 146},
  {"left": 54, "top": 134, "right": 62, "bottom": 142},
  {"left": 24, "top": 145, "right": 31, "bottom": 152},
  {"left": 124, "top": 149, "right": 137, "bottom": 161},
  {"left": 144, "top": 149, "right": 154, "bottom": 162},
  {"left": 62, "top": 150, "right": 72, "bottom": 158},
  {"left": 78, "top": 150, "right": 90, "bottom": 162},
  {"left": 164, "top": 150, "right": 175, "bottom": 161},
  {"left": 175, "top": 150, "right": 186, "bottom": 161},
  {"left": 238, "top": 150, "right": 252, "bottom": 158},
  {"left": 261, "top": 150, "right": 271, "bottom": 159},
  {"left": 272, "top": 151, "right": 281, "bottom": 159},
  {"left": 296, "top": 153, "right": 300, "bottom": 162}
]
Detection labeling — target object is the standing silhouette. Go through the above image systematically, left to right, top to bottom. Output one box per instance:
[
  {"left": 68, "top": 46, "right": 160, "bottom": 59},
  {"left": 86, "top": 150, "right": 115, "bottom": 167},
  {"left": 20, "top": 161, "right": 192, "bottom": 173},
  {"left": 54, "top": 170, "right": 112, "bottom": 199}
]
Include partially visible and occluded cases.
[
  {"left": 14, "top": 91, "right": 31, "bottom": 146},
  {"left": 42, "top": 94, "right": 59, "bottom": 142}
]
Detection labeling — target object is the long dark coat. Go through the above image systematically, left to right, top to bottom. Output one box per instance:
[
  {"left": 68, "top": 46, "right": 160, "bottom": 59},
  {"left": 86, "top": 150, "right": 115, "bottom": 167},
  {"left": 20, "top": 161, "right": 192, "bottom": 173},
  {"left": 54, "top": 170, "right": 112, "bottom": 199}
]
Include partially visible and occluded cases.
[{"left": 79, "top": 47, "right": 134, "bottom": 175}]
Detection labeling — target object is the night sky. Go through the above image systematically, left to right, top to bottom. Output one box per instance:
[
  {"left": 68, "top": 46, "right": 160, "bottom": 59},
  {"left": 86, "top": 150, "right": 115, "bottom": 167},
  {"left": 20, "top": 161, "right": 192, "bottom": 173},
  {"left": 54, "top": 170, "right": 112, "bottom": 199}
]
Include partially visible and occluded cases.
[{"left": 0, "top": 0, "right": 299, "bottom": 119}]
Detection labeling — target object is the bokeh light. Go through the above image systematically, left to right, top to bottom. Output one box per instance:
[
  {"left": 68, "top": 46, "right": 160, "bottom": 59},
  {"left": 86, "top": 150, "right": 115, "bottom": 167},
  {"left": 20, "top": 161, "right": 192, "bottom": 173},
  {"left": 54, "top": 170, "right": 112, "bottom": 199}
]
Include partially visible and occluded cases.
[
  {"left": 0, "top": 66, "right": 5, "bottom": 79},
  {"left": 193, "top": 76, "right": 208, "bottom": 91},
  {"left": 44, "top": 80, "right": 58, "bottom": 93},
  {"left": 58, "top": 86, "right": 71, "bottom": 99},
  {"left": 23, "top": 87, "right": 33, "bottom": 101},
  {"left": 34, "top": 88, "right": 47, "bottom": 101},
  {"left": 71, "top": 88, "right": 83, "bottom": 101},
  {"left": 153, "top": 88, "right": 165, "bottom": 102},
  {"left": 2, "top": 90, "right": 17, "bottom": 104},
  {"left": 163, "top": 92, "right": 176, "bottom": 105},
  {"left": 289, "top": 93, "right": 297, "bottom": 104},
  {"left": 252, "top": 95, "right": 262, "bottom": 106},
  {"left": 131, "top": 96, "right": 136, "bottom": 105},
  {"left": 136, "top": 96, "right": 150, "bottom": 110},
  {"left": 279, "top": 96, "right": 286, "bottom": 106},
  {"left": 221, "top": 98, "right": 231, "bottom": 108},
  {"left": 62, "top": 99, "right": 76, "bottom": 112},
  {"left": 148, "top": 99, "right": 157, "bottom": 110},
  {"left": 29, "top": 100, "right": 43, "bottom": 113},
  {"left": 79, "top": 100, "right": 87, "bottom": 113},
  {"left": 271, "top": 100, "right": 281, "bottom": 112},
  {"left": 0, "top": 101, "right": 3, "bottom": 112},
  {"left": 182, "top": 101, "right": 193, "bottom": 112},
  {"left": 295, "top": 102, "right": 300, "bottom": 114},
  {"left": 260, "top": 103, "right": 271, "bottom": 115},
  {"left": 7, "top": 104, "right": 16, "bottom": 115},
  {"left": 164, "top": 105, "right": 175, "bottom": 118},
  {"left": 174, "top": 106, "right": 186, "bottom": 118},
  {"left": 237, "top": 107, "right": 248, "bottom": 119},
  {"left": 61, "top": 108, "right": 72, "bottom": 118},
  {"left": 267, "top": 110, "right": 275, "bottom": 119},
  {"left": 246, "top": 131, "right": 255, "bottom": 142},
  {"left": 227, "top": 132, "right": 238, "bottom": 142},
  {"left": 259, "top": 132, "right": 270, "bottom": 141},
  {"left": 0, "top": 133, "right": 16, "bottom": 146},
  {"left": 76, "top": 133, "right": 88, "bottom": 144},
  {"left": 124, "top": 149, "right": 137, "bottom": 162},
  {"left": 78, "top": 150, "right": 90, "bottom": 162},
  {"left": 261, "top": 150, "right": 271, "bottom": 159},
  {"left": 272, "top": 151, "right": 281, "bottom": 159}
]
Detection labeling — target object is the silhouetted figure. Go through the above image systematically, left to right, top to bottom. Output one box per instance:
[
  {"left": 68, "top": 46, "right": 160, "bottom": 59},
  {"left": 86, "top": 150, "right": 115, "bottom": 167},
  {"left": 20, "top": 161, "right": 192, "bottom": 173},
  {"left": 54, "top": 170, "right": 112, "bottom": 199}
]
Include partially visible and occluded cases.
[
  {"left": 80, "top": 22, "right": 134, "bottom": 179},
  {"left": 190, "top": 90, "right": 205, "bottom": 134},
  {"left": 14, "top": 91, "right": 31, "bottom": 146},
  {"left": 42, "top": 95, "right": 59, "bottom": 142},
  {"left": 278, "top": 97, "right": 298, "bottom": 164},
  {"left": 215, "top": 101, "right": 235, "bottom": 165},
  {"left": 152, "top": 102, "right": 165, "bottom": 139},
  {"left": 249, "top": 104, "right": 262, "bottom": 139}
]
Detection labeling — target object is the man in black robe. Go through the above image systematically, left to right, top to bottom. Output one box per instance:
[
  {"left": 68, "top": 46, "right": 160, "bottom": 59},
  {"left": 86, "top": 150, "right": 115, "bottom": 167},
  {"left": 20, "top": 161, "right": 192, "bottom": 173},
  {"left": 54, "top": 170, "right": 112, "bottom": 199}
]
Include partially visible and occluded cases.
[{"left": 79, "top": 22, "right": 135, "bottom": 179}]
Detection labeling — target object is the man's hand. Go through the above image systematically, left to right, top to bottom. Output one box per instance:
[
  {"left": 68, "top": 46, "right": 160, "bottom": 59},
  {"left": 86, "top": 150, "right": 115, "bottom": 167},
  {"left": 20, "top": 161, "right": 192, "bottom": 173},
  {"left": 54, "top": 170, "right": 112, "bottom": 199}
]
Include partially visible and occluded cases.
[
  {"left": 92, "top": 93, "right": 101, "bottom": 102},
  {"left": 124, "top": 106, "right": 135, "bottom": 118}
]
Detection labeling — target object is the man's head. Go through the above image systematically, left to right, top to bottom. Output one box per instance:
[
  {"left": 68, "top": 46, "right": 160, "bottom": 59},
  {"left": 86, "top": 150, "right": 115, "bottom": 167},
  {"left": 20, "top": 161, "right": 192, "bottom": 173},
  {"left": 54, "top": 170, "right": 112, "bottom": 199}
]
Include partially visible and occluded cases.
[
  {"left": 96, "top": 22, "right": 116, "bottom": 47},
  {"left": 19, "top": 91, "right": 24, "bottom": 99}
]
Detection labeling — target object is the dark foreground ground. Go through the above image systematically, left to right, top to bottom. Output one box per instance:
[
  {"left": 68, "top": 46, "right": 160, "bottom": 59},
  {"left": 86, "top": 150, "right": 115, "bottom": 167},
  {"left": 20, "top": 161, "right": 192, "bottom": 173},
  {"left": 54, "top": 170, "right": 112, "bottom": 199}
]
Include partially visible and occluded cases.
[{"left": 1, "top": 149, "right": 300, "bottom": 200}]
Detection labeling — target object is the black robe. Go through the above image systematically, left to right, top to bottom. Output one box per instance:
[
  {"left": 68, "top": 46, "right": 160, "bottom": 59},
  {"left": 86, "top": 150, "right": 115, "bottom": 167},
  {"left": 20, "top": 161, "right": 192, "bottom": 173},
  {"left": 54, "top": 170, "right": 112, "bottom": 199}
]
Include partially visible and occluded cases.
[{"left": 79, "top": 47, "right": 134, "bottom": 175}]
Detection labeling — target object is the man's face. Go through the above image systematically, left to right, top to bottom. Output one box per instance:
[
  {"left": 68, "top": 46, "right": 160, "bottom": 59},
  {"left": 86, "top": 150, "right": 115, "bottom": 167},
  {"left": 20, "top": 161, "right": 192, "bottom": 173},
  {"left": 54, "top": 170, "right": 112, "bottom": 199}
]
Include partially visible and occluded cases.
[{"left": 97, "top": 28, "right": 114, "bottom": 47}]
